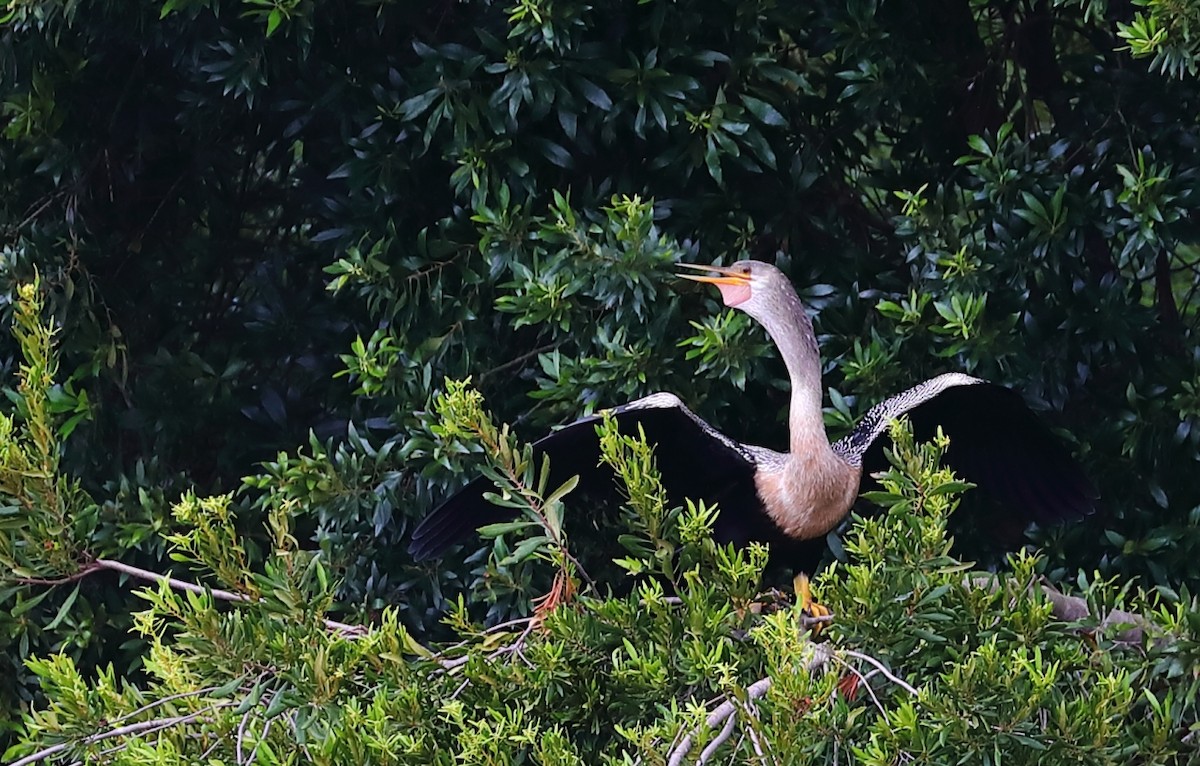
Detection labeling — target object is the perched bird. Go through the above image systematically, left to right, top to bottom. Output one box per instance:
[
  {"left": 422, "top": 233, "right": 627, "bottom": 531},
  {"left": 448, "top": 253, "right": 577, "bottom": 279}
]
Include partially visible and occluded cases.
[{"left": 409, "top": 260, "right": 1096, "bottom": 565}]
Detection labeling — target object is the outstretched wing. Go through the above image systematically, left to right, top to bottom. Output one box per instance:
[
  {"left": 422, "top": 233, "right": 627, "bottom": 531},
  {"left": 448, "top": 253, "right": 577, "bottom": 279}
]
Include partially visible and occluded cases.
[
  {"left": 833, "top": 373, "right": 1098, "bottom": 525},
  {"left": 408, "top": 393, "right": 764, "bottom": 561}
]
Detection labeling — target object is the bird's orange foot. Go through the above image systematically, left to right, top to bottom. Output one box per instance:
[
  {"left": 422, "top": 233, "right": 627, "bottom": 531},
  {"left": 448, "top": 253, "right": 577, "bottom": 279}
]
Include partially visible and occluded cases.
[{"left": 794, "top": 573, "right": 831, "bottom": 634}]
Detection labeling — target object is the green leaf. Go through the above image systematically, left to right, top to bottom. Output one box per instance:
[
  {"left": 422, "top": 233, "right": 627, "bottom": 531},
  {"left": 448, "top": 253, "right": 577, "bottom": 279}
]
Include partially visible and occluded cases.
[
  {"left": 575, "top": 78, "right": 612, "bottom": 110},
  {"left": 399, "top": 89, "right": 441, "bottom": 121},
  {"left": 741, "top": 95, "right": 785, "bottom": 126},
  {"left": 967, "top": 134, "right": 992, "bottom": 156},
  {"left": 531, "top": 137, "right": 574, "bottom": 168},
  {"left": 544, "top": 474, "right": 579, "bottom": 507},
  {"left": 928, "top": 480, "right": 974, "bottom": 496},
  {"left": 477, "top": 520, "right": 538, "bottom": 537},
  {"left": 501, "top": 535, "right": 550, "bottom": 564},
  {"left": 915, "top": 583, "right": 952, "bottom": 607},
  {"left": 42, "top": 584, "right": 80, "bottom": 630},
  {"left": 11, "top": 588, "right": 51, "bottom": 618},
  {"left": 212, "top": 675, "right": 249, "bottom": 698},
  {"left": 235, "top": 682, "right": 265, "bottom": 715}
]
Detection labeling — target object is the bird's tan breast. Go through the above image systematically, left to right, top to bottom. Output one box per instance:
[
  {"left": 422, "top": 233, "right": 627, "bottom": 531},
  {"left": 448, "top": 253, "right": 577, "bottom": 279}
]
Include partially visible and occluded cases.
[{"left": 754, "top": 452, "right": 861, "bottom": 541}]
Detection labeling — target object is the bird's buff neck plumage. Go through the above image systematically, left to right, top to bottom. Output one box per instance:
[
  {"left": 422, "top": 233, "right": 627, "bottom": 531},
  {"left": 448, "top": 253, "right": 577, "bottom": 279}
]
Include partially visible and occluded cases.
[{"left": 752, "top": 288, "right": 828, "bottom": 457}]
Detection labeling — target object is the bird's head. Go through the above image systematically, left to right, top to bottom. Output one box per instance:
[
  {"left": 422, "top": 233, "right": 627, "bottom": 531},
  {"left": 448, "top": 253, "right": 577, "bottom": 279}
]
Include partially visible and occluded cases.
[{"left": 676, "top": 260, "right": 792, "bottom": 324}]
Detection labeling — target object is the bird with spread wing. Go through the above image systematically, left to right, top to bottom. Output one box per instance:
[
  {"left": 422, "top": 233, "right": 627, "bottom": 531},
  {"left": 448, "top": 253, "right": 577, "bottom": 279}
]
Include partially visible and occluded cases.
[{"left": 409, "top": 261, "right": 1097, "bottom": 572}]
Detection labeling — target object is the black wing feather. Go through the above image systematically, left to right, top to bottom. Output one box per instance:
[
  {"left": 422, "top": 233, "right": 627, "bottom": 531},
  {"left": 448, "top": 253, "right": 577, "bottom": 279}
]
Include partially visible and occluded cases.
[
  {"left": 859, "top": 382, "right": 1098, "bottom": 526},
  {"left": 408, "top": 396, "right": 763, "bottom": 562}
]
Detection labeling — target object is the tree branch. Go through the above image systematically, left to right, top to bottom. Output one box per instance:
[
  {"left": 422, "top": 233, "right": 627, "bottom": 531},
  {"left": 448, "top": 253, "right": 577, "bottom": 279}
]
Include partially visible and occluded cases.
[
  {"left": 477, "top": 341, "right": 560, "bottom": 385},
  {"left": 14, "top": 558, "right": 366, "bottom": 638},
  {"left": 666, "top": 644, "right": 830, "bottom": 766},
  {"left": 840, "top": 649, "right": 920, "bottom": 696},
  {"left": 666, "top": 677, "right": 774, "bottom": 766},
  {"left": 8, "top": 704, "right": 233, "bottom": 766},
  {"left": 696, "top": 708, "right": 738, "bottom": 764}
]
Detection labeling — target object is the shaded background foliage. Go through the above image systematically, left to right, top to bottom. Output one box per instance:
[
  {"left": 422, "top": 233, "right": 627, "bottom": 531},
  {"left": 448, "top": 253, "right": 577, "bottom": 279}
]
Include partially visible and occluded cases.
[{"left": 2, "top": 0, "right": 1200, "bottom": 750}]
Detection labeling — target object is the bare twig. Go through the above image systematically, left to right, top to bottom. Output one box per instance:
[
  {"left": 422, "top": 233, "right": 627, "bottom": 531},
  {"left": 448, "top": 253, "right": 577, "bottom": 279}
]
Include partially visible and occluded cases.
[
  {"left": 477, "top": 342, "right": 560, "bottom": 385},
  {"left": 96, "top": 557, "right": 252, "bottom": 604},
  {"left": 15, "top": 558, "right": 367, "bottom": 638},
  {"left": 12, "top": 562, "right": 104, "bottom": 586},
  {"left": 800, "top": 613, "right": 835, "bottom": 630},
  {"left": 435, "top": 614, "right": 544, "bottom": 675},
  {"left": 430, "top": 615, "right": 538, "bottom": 661},
  {"left": 485, "top": 615, "right": 540, "bottom": 635},
  {"left": 487, "top": 617, "right": 539, "bottom": 667},
  {"left": 665, "top": 643, "right": 831, "bottom": 766},
  {"left": 840, "top": 650, "right": 919, "bottom": 697},
  {"left": 830, "top": 654, "right": 889, "bottom": 719},
  {"left": 437, "top": 655, "right": 472, "bottom": 672},
  {"left": 449, "top": 677, "right": 471, "bottom": 700},
  {"left": 666, "top": 677, "right": 773, "bottom": 766},
  {"left": 106, "top": 685, "right": 222, "bottom": 729},
  {"left": 737, "top": 695, "right": 775, "bottom": 765},
  {"left": 236, "top": 700, "right": 254, "bottom": 765},
  {"left": 8, "top": 704, "right": 233, "bottom": 766},
  {"left": 696, "top": 708, "right": 738, "bottom": 764},
  {"left": 287, "top": 710, "right": 316, "bottom": 763},
  {"left": 244, "top": 714, "right": 274, "bottom": 765},
  {"left": 746, "top": 728, "right": 770, "bottom": 764},
  {"left": 197, "top": 736, "right": 222, "bottom": 762}
]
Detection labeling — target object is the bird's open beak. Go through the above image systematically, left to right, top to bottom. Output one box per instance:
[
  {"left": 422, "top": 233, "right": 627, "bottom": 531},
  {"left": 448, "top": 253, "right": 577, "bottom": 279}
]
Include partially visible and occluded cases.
[
  {"left": 675, "top": 262, "right": 751, "bottom": 287},
  {"left": 676, "top": 262, "right": 753, "bottom": 307}
]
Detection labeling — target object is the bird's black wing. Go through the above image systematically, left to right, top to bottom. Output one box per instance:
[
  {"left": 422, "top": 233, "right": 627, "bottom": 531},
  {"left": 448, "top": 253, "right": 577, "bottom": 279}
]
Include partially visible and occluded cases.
[
  {"left": 835, "top": 373, "right": 1098, "bottom": 526},
  {"left": 408, "top": 393, "right": 766, "bottom": 561}
]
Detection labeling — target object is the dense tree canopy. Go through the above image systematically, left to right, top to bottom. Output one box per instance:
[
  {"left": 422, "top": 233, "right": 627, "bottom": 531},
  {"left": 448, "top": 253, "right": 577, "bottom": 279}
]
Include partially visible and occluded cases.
[{"left": 2, "top": 0, "right": 1200, "bottom": 761}]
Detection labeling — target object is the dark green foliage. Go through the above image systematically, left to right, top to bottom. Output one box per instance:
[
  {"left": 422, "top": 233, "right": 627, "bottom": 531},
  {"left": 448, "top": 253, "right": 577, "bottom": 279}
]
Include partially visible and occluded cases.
[{"left": 3, "top": 0, "right": 1200, "bottom": 758}]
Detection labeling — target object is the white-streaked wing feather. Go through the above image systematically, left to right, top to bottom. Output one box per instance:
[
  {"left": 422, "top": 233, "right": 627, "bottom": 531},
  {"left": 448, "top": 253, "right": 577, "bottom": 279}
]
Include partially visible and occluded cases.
[
  {"left": 833, "top": 373, "right": 984, "bottom": 465},
  {"left": 409, "top": 392, "right": 763, "bottom": 561}
]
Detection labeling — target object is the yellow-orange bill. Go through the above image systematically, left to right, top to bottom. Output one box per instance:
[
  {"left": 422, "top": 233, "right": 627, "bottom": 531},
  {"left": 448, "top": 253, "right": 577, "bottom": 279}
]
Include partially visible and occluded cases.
[{"left": 675, "top": 262, "right": 750, "bottom": 286}]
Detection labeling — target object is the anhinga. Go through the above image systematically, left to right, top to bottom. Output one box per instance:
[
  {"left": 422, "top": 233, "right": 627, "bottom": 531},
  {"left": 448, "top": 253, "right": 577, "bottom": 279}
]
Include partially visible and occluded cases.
[{"left": 409, "top": 261, "right": 1096, "bottom": 564}]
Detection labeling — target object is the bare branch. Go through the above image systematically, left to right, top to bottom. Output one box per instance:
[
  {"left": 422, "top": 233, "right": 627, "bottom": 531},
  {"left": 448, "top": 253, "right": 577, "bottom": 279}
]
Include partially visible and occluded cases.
[
  {"left": 478, "top": 341, "right": 560, "bottom": 385},
  {"left": 14, "top": 554, "right": 367, "bottom": 637},
  {"left": 96, "top": 557, "right": 251, "bottom": 603},
  {"left": 14, "top": 558, "right": 368, "bottom": 638},
  {"left": 13, "top": 562, "right": 104, "bottom": 587},
  {"left": 800, "top": 613, "right": 834, "bottom": 630},
  {"left": 431, "top": 615, "right": 539, "bottom": 661},
  {"left": 665, "top": 643, "right": 831, "bottom": 766},
  {"left": 840, "top": 649, "right": 920, "bottom": 697},
  {"left": 829, "top": 654, "right": 890, "bottom": 720},
  {"left": 438, "top": 655, "right": 472, "bottom": 672},
  {"left": 449, "top": 677, "right": 471, "bottom": 700},
  {"left": 666, "top": 677, "right": 773, "bottom": 766},
  {"left": 107, "top": 685, "right": 222, "bottom": 729},
  {"left": 736, "top": 694, "right": 775, "bottom": 766},
  {"left": 236, "top": 701, "right": 253, "bottom": 765},
  {"left": 7, "top": 704, "right": 234, "bottom": 766},
  {"left": 695, "top": 707, "right": 738, "bottom": 764},
  {"left": 244, "top": 715, "right": 274, "bottom": 765},
  {"left": 197, "top": 734, "right": 222, "bottom": 762}
]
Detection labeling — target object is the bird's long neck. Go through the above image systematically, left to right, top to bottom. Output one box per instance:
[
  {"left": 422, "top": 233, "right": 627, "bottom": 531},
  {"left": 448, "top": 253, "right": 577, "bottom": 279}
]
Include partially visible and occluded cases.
[{"left": 756, "top": 288, "right": 828, "bottom": 456}]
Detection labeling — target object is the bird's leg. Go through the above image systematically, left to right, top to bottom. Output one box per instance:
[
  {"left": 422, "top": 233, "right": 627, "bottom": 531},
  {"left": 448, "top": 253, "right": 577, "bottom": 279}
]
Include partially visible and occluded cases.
[{"left": 794, "top": 573, "right": 832, "bottom": 634}]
